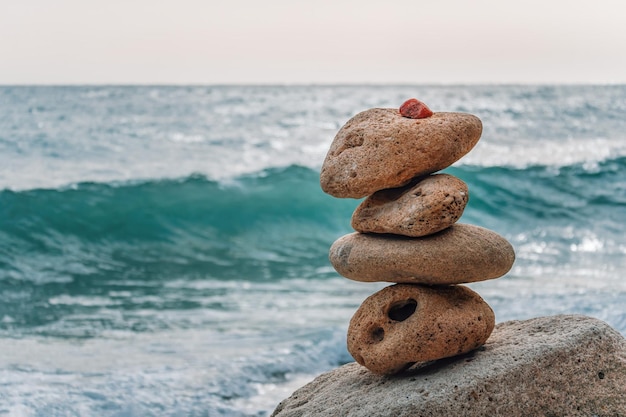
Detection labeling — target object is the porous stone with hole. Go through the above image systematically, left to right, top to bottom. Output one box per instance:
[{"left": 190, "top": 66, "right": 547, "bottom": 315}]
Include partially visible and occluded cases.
[
  {"left": 319, "top": 109, "right": 482, "bottom": 198},
  {"left": 351, "top": 173, "right": 468, "bottom": 237},
  {"left": 329, "top": 224, "right": 515, "bottom": 285},
  {"left": 347, "top": 283, "right": 494, "bottom": 375}
]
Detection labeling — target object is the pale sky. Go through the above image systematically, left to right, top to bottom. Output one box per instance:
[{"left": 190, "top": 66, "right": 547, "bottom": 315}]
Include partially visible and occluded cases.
[{"left": 1, "top": 0, "right": 625, "bottom": 84}]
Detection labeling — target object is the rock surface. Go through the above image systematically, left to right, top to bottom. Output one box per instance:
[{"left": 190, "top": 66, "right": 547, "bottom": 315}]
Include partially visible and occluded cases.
[
  {"left": 320, "top": 109, "right": 482, "bottom": 198},
  {"left": 351, "top": 174, "right": 468, "bottom": 237},
  {"left": 329, "top": 224, "right": 515, "bottom": 285},
  {"left": 347, "top": 284, "right": 494, "bottom": 375},
  {"left": 272, "top": 315, "right": 626, "bottom": 417}
]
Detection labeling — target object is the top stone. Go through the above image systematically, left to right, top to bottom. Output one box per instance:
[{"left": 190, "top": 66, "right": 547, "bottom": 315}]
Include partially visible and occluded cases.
[{"left": 320, "top": 109, "right": 482, "bottom": 198}]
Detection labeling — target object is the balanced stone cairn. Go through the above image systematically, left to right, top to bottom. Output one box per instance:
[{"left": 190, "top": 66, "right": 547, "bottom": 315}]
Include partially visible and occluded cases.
[{"left": 320, "top": 98, "right": 516, "bottom": 375}]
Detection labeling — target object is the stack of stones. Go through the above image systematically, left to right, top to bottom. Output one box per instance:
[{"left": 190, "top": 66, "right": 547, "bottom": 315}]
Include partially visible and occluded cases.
[{"left": 320, "top": 99, "right": 516, "bottom": 375}]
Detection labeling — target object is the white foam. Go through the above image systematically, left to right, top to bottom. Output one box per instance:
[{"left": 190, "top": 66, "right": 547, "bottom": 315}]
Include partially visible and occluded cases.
[
  {"left": 459, "top": 136, "right": 626, "bottom": 169},
  {"left": 231, "top": 373, "right": 316, "bottom": 415}
]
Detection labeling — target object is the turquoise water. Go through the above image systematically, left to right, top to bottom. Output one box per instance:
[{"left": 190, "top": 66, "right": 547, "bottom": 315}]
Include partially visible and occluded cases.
[{"left": 0, "top": 85, "right": 625, "bottom": 416}]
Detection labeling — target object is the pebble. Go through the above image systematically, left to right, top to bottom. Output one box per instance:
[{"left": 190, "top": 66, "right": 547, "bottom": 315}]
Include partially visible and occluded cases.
[{"left": 399, "top": 98, "right": 433, "bottom": 119}]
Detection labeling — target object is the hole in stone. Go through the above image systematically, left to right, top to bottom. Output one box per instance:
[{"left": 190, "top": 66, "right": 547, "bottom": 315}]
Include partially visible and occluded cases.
[
  {"left": 388, "top": 299, "right": 417, "bottom": 322},
  {"left": 371, "top": 327, "right": 384, "bottom": 342}
]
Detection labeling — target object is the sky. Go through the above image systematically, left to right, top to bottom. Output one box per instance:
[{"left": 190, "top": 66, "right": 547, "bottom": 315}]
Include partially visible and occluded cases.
[{"left": 1, "top": 0, "right": 625, "bottom": 85}]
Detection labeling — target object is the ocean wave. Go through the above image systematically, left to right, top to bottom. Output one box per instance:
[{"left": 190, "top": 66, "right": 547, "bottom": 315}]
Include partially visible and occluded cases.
[
  {"left": 3, "top": 156, "right": 624, "bottom": 240},
  {"left": 449, "top": 156, "right": 626, "bottom": 232},
  {"left": 3, "top": 157, "right": 624, "bottom": 263},
  {"left": 1, "top": 159, "right": 624, "bottom": 334},
  {"left": 0, "top": 166, "right": 357, "bottom": 290}
]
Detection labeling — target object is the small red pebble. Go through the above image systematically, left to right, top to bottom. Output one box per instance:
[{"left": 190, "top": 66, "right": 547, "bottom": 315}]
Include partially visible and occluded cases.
[{"left": 399, "top": 98, "right": 433, "bottom": 119}]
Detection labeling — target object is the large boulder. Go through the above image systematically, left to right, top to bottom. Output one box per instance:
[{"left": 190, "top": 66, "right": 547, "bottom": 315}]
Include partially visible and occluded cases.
[{"left": 272, "top": 315, "right": 626, "bottom": 417}]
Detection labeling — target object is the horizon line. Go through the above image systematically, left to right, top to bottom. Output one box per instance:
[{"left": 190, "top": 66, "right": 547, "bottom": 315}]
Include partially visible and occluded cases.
[{"left": 1, "top": 81, "right": 625, "bottom": 87}]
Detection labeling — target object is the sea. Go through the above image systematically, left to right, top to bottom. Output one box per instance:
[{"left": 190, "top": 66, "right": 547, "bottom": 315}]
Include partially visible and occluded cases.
[{"left": 0, "top": 85, "right": 625, "bottom": 416}]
